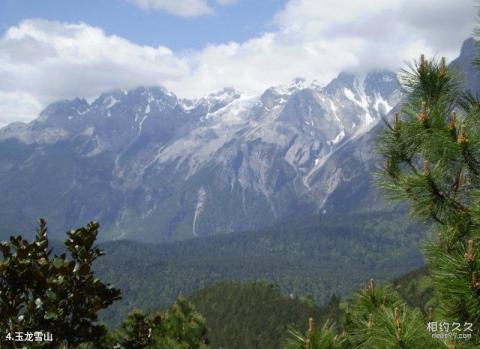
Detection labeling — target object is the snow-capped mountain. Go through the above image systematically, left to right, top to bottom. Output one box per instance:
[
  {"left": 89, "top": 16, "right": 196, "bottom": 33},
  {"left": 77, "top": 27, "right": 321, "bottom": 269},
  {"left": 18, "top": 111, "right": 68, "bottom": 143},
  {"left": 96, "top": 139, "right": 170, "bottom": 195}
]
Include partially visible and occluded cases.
[
  {"left": 3, "top": 36, "right": 476, "bottom": 243},
  {"left": 0, "top": 68, "right": 402, "bottom": 242}
]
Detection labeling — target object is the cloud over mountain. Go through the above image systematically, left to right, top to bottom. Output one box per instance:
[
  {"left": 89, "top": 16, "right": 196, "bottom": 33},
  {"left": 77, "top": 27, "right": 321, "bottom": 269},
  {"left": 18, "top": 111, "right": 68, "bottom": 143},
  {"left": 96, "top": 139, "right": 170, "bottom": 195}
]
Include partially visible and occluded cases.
[{"left": 0, "top": 0, "right": 475, "bottom": 126}]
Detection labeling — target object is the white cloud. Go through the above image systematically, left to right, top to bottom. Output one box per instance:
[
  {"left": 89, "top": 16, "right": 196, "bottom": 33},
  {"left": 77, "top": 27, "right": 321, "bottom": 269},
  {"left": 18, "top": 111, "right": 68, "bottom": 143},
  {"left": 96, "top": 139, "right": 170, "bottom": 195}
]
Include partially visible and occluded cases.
[
  {"left": 0, "top": 0, "right": 476, "bottom": 125},
  {"left": 129, "top": 0, "right": 213, "bottom": 17},
  {"left": 273, "top": 0, "right": 476, "bottom": 72},
  {"left": 0, "top": 19, "right": 190, "bottom": 125},
  {"left": 0, "top": 91, "right": 42, "bottom": 128}
]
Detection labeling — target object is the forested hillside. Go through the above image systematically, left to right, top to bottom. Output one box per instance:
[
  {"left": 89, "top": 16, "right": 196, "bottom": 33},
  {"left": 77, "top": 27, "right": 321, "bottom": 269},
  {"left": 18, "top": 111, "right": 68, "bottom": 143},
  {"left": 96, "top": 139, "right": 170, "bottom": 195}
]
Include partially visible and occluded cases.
[
  {"left": 94, "top": 211, "right": 427, "bottom": 325},
  {"left": 186, "top": 270, "right": 433, "bottom": 349},
  {"left": 189, "top": 282, "right": 337, "bottom": 349}
]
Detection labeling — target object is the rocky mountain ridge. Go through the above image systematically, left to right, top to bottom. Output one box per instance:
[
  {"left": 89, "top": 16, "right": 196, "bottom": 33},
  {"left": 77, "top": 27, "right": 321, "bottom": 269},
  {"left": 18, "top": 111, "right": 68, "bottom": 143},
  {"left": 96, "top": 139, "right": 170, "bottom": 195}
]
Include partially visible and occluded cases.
[
  {"left": 1, "top": 38, "right": 476, "bottom": 242},
  {"left": 0, "top": 69, "right": 400, "bottom": 241}
]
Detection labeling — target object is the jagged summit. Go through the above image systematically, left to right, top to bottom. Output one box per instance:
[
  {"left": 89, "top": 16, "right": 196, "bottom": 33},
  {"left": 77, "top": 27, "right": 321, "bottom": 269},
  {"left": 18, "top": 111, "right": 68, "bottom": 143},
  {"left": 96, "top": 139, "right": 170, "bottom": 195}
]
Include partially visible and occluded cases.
[
  {"left": 0, "top": 37, "right": 474, "bottom": 243},
  {"left": 450, "top": 37, "right": 480, "bottom": 93},
  {"left": 459, "top": 37, "right": 476, "bottom": 56},
  {"left": 0, "top": 68, "right": 401, "bottom": 241},
  {"left": 179, "top": 87, "right": 242, "bottom": 114},
  {"left": 38, "top": 97, "right": 89, "bottom": 121}
]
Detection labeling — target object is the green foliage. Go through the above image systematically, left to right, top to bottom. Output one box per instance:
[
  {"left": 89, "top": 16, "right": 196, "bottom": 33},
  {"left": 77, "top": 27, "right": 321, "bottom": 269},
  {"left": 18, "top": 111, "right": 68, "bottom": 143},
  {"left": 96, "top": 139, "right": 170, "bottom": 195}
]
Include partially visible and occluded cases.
[
  {"left": 377, "top": 51, "right": 480, "bottom": 346},
  {"left": 378, "top": 56, "right": 477, "bottom": 232},
  {"left": 96, "top": 212, "right": 426, "bottom": 326},
  {"left": 0, "top": 219, "right": 121, "bottom": 348},
  {"left": 392, "top": 267, "right": 435, "bottom": 313},
  {"left": 189, "top": 281, "right": 329, "bottom": 349},
  {"left": 284, "top": 281, "right": 445, "bottom": 349},
  {"left": 344, "top": 281, "right": 442, "bottom": 349},
  {"left": 109, "top": 297, "right": 210, "bottom": 349},
  {"left": 159, "top": 297, "right": 210, "bottom": 349},
  {"left": 112, "top": 310, "right": 161, "bottom": 348},
  {"left": 284, "top": 320, "right": 346, "bottom": 349}
]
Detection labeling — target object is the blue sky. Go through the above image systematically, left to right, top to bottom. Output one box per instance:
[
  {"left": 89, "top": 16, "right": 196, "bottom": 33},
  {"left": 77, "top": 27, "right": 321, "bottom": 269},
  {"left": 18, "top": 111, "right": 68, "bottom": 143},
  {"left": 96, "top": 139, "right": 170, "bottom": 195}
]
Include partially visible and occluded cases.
[
  {"left": 0, "top": 0, "right": 476, "bottom": 126},
  {"left": 0, "top": 0, "right": 286, "bottom": 50}
]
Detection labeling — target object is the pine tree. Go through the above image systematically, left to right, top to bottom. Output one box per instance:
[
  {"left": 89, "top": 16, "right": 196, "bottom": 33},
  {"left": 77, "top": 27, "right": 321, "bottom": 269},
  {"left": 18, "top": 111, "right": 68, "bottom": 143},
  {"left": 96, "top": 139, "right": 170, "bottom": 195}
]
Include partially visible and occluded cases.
[
  {"left": 377, "top": 51, "right": 480, "bottom": 348},
  {"left": 344, "top": 280, "right": 444, "bottom": 349},
  {"left": 110, "top": 297, "right": 210, "bottom": 348},
  {"left": 157, "top": 297, "right": 210, "bottom": 349},
  {"left": 113, "top": 310, "right": 161, "bottom": 348}
]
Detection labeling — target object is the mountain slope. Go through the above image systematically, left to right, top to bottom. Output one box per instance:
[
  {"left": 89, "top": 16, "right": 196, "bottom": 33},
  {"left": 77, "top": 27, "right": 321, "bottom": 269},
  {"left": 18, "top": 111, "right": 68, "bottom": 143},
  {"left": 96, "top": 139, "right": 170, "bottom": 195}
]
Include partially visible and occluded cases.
[
  {"left": 311, "top": 37, "right": 480, "bottom": 215},
  {"left": 0, "top": 38, "right": 475, "bottom": 242},
  {"left": 0, "top": 70, "right": 401, "bottom": 241},
  {"left": 94, "top": 212, "right": 426, "bottom": 325},
  {"left": 189, "top": 281, "right": 328, "bottom": 349}
]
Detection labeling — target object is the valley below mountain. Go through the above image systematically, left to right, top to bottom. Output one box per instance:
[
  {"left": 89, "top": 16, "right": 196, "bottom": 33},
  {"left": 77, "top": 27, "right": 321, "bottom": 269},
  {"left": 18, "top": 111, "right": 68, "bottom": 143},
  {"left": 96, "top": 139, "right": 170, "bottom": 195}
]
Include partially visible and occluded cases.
[{"left": 93, "top": 211, "right": 426, "bottom": 326}]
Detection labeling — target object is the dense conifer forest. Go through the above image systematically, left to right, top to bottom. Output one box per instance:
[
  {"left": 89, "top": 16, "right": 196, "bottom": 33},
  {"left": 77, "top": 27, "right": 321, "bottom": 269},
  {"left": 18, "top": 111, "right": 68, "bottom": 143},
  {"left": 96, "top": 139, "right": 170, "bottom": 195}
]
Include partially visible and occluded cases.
[{"left": 94, "top": 211, "right": 425, "bottom": 325}]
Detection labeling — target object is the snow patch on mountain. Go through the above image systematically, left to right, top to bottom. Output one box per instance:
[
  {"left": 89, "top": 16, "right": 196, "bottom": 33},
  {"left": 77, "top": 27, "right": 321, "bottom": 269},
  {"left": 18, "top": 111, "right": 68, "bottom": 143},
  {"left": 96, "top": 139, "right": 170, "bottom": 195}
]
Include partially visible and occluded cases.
[
  {"left": 0, "top": 70, "right": 401, "bottom": 238},
  {"left": 104, "top": 96, "right": 119, "bottom": 109},
  {"left": 193, "top": 187, "right": 207, "bottom": 237}
]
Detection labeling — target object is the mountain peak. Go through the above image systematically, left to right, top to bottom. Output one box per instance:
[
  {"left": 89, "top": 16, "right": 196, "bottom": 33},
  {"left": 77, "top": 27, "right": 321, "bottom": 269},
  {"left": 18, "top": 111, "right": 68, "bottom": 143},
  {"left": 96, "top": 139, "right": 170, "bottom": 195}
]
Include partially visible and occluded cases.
[
  {"left": 450, "top": 37, "right": 480, "bottom": 93},
  {"left": 460, "top": 37, "right": 477, "bottom": 57},
  {"left": 364, "top": 70, "right": 399, "bottom": 100},
  {"left": 324, "top": 72, "right": 357, "bottom": 95},
  {"left": 337, "top": 72, "right": 356, "bottom": 84},
  {"left": 289, "top": 77, "right": 308, "bottom": 90},
  {"left": 130, "top": 86, "right": 175, "bottom": 98},
  {"left": 179, "top": 87, "right": 241, "bottom": 113},
  {"left": 206, "top": 87, "right": 241, "bottom": 102},
  {"left": 92, "top": 89, "right": 126, "bottom": 108},
  {"left": 38, "top": 97, "right": 90, "bottom": 121}
]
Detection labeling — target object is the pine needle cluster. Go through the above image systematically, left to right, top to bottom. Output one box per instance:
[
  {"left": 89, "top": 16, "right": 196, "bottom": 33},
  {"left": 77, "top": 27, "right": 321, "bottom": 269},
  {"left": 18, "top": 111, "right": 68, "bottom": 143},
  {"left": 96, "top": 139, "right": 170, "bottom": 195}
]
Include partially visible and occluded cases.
[{"left": 378, "top": 52, "right": 480, "bottom": 347}]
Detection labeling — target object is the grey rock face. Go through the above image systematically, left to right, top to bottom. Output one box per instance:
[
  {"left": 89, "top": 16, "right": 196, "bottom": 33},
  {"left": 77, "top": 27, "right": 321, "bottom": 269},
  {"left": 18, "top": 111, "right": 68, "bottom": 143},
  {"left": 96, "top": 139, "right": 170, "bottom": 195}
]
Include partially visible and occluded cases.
[
  {"left": 450, "top": 37, "right": 480, "bottom": 93},
  {"left": 0, "top": 38, "right": 474, "bottom": 242},
  {"left": 314, "top": 38, "right": 480, "bottom": 216},
  {"left": 0, "top": 70, "right": 400, "bottom": 242}
]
